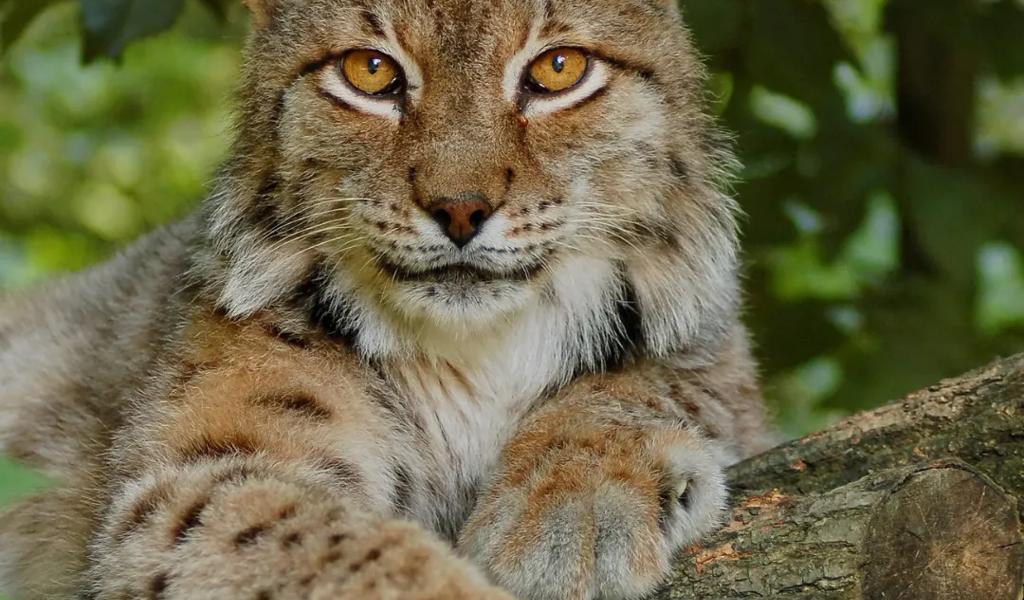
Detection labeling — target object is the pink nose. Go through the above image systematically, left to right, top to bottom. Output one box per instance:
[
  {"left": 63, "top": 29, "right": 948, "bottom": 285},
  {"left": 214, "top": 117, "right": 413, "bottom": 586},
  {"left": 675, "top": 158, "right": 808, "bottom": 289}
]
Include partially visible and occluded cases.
[{"left": 428, "top": 195, "right": 494, "bottom": 248}]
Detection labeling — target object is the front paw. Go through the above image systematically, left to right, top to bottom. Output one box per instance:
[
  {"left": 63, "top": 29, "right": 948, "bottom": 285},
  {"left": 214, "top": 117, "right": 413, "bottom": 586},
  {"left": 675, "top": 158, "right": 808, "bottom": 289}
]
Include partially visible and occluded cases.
[{"left": 458, "top": 424, "right": 728, "bottom": 600}]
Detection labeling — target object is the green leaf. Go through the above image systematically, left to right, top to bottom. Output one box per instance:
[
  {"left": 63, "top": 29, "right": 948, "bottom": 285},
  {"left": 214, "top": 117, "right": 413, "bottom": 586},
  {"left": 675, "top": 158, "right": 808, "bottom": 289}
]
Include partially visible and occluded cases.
[
  {"left": 0, "top": 0, "right": 65, "bottom": 53},
  {"left": 80, "top": 0, "right": 186, "bottom": 60},
  {"left": 199, "top": 0, "right": 233, "bottom": 22},
  {"left": 678, "top": 0, "right": 743, "bottom": 70},
  {"left": 744, "top": 0, "right": 853, "bottom": 112},
  {"left": 976, "top": 0, "right": 1024, "bottom": 79},
  {"left": 898, "top": 159, "right": 1022, "bottom": 286},
  {"left": 976, "top": 242, "right": 1024, "bottom": 335},
  {"left": 830, "top": 276, "right": 1011, "bottom": 413}
]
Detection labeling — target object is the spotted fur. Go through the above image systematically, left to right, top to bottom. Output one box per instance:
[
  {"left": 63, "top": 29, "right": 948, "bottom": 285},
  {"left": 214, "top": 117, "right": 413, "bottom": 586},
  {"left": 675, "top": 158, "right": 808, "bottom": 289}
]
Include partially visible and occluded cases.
[{"left": 0, "top": 1, "right": 774, "bottom": 598}]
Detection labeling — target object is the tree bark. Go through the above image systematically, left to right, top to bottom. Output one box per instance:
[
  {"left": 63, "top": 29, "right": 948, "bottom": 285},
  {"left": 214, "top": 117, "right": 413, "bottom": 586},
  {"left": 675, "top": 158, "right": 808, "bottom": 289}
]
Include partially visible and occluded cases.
[{"left": 656, "top": 353, "right": 1024, "bottom": 599}]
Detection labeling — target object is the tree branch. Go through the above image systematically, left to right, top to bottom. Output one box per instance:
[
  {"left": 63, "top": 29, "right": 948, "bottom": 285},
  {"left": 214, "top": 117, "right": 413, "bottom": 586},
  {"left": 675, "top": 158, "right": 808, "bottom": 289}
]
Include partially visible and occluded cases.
[{"left": 656, "top": 354, "right": 1024, "bottom": 599}]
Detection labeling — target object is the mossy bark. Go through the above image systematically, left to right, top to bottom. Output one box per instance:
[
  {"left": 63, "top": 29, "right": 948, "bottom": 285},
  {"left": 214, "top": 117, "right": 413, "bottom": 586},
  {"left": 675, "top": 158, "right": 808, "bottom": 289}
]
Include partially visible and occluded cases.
[{"left": 656, "top": 354, "right": 1024, "bottom": 599}]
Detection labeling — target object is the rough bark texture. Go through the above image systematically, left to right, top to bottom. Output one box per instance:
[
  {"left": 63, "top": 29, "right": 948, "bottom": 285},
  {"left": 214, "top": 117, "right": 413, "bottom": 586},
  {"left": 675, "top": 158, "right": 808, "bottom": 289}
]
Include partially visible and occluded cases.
[{"left": 656, "top": 353, "right": 1024, "bottom": 599}]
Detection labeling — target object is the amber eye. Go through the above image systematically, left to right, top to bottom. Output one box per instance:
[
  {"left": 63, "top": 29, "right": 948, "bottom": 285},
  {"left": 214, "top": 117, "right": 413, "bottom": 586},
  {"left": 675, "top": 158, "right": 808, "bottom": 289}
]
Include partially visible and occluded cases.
[
  {"left": 526, "top": 48, "right": 589, "bottom": 93},
  {"left": 341, "top": 49, "right": 403, "bottom": 96}
]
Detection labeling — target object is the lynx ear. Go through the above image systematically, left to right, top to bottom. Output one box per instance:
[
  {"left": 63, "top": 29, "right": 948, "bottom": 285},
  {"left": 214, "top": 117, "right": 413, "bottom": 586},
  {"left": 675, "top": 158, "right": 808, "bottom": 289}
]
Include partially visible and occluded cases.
[{"left": 242, "top": 0, "right": 275, "bottom": 28}]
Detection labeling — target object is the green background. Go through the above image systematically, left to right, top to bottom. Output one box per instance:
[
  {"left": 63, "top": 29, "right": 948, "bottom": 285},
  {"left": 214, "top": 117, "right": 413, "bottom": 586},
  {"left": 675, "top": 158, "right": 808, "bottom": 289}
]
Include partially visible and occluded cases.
[{"left": 0, "top": 3, "right": 1022, "bottom": 588}]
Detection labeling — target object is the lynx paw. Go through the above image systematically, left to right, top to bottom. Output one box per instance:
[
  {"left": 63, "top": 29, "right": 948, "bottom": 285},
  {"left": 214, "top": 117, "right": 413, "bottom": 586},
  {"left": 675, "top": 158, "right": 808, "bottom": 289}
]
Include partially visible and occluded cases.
[
  {"left": 459, "top": 424, "right": 728, "bottom": 600},
  {"left": 96, "top": 470, "right": 510, "bottom": 600}
]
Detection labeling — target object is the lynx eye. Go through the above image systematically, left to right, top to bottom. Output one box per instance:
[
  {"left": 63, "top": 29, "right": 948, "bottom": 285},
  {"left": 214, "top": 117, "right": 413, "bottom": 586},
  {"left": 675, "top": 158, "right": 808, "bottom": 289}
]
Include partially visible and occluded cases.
[
  {"left": 527, "top": 48, "right": 589, "bottom": 93},
  {"left": 341, "top": 50, "right": 403, "bottom": 96}
]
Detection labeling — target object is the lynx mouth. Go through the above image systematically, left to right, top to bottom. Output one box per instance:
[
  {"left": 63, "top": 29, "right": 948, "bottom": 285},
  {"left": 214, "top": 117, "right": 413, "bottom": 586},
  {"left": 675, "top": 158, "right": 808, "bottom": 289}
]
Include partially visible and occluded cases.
[{"left": 377, "top": 259, "right": 545, "bottom": 283}]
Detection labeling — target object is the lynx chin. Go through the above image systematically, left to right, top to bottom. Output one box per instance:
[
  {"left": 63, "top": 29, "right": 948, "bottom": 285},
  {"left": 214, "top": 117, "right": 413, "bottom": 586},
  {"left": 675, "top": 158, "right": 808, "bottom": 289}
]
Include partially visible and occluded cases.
[{"left": 0, "top": 1, "right": 775, "bottom": 598}]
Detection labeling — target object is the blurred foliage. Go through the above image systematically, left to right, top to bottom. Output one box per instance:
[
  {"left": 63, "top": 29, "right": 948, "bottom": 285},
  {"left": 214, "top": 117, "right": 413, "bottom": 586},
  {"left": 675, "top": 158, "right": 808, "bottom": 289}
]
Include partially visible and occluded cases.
[
  {"left": 0, "top": 0, "right": 1022, "bottom": 447},
  {"left": 683, "top": 0, "right": 1024, "bottom": 435},
  {"left": 0, "top": 1, "right": 239, "bottom": 284},
  {"left": 0, "top": 458, "right": 49, "bottom": 505}
]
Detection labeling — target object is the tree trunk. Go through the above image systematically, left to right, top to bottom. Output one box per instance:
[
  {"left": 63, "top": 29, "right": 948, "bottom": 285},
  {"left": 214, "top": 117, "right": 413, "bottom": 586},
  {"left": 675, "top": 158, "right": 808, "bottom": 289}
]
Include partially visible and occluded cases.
[{"left": 656, "top": 353, "right": 1024, "bottom": 599}]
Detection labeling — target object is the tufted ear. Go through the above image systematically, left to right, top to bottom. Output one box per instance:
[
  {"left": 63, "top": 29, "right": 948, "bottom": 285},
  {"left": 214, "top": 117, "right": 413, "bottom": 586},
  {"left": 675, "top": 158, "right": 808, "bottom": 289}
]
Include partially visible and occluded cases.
[{"left": 242, "top": 0, "right": 275, "bottom": 28}]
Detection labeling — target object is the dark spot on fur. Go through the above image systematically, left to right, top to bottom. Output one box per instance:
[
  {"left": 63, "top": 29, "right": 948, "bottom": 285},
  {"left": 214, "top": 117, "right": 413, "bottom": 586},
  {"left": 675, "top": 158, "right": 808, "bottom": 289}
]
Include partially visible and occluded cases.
[
  {"left": 542, "top": 0, "right": 554, "bottom": 20},
  {"left": 362, "top": 9, "right": 385, "bottom": 36},
  {"left": 541, "top": 19, "right": 573, "bottom": 37},
  {"left": 270, "top": 71, "right": 292, "bottom": 115},
  {"left": 669, "top": 154, "right": 690, "bottom": 181},
  {"left": 243, "top": 177, "right": 293, "bottom": 242},
  {"left": 625, "top": 218, "right": 678, "bottom": 249},
  {"left": 298, "top": 263, "right": 361, "bottom": 348},
  {"left": 599, "top": 269, "right": 646, "bottom": 372},
  {"left": 264, "top": 323, "right": 310, "bottom": 349},
  {"left": 172, "top": 361, "right": 209, "bottom": 390},
  {"left": 368, "top": 386, "right": 428, "bottom": 440},
  {"left": 701, "top": 386, "right": 725, "bottom": 404},
  {"left": 251, "top": 391, "right": 332, "bottom": 421},
  {"left": 683, "top": 400, "right": 702, "bottom": 417},
  {"left": 180, "top": 433, "right": 260, "bottom": 463},
  {"left": 318, "top": 458, "right": 365, "bottom": 491},
  {"left": 392, "top": 464, "right": 415, "bottom": 514},
  {"left": 214, "top": 465, "right": 260, "bottom": 486},
  {"left": 117, "top": 483, "right": 171, "bottom": 541},
  {"left": 658, "top": 483, "right": 675, "bottom": 533},
  {"left": 173, "top": 498, "right": 209, "bottom": 545},
  {"left": 235, "top": 523, "right": 271, "bottom": 547},
  {"left": 282, "top": 532, "right": 302, "bottom": 548},
  {"left": 329, "top": 533, "right": 350, "bottom": 547},
  {"left": 349, "top": 548, "right": 383, "bottom": 573},
  {"left": 323, "top": 550, "right": 343, "bottom": 564},
  {"left": 149, "top": 573, "right": 168, "bottom": 599},
  {"left": 299, "top": 574, "right": 315, "bottom": 587},
  {"left": 256, "top": 591, "right": 272, "bottom": 600}
]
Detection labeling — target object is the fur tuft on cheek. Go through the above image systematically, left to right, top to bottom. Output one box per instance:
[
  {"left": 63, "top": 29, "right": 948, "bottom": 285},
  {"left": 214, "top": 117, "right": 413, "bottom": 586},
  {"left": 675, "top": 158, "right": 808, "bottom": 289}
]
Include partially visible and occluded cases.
[
  {"left": 626, "top": 191, "right": 741, "bottom": 357},
  {"left": 217, "top": 238, "right": 315, "bottom": 318}
]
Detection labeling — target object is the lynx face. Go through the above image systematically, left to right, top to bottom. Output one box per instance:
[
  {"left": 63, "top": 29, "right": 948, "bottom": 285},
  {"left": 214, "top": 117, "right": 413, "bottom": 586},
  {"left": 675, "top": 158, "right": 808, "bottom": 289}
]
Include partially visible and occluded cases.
[{"left": 218, "top": 0, "right": 738, "bottom": 360}]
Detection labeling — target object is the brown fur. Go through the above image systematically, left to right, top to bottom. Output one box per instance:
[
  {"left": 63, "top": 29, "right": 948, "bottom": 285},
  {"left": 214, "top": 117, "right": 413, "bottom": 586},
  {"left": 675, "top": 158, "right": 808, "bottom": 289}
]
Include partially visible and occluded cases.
[{"left": 0, "top": 1, "right": 774, "bottom": 598}]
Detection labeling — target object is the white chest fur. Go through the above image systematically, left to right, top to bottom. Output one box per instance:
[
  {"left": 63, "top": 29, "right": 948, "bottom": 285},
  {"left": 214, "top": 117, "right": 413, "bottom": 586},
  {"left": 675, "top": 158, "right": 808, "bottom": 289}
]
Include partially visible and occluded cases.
[
  {"left": 347, "top": 256, "right": 629, "bottom": 536},
  {"left": 386, "top": 354, "right": 543, "bottom": 539}
]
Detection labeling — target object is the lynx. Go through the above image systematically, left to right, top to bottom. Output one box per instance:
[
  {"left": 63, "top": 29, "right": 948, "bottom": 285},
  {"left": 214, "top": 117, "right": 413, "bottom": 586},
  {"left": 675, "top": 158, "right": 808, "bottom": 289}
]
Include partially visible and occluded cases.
[{"left": 0, "top": 0, "right": 775, "bottom": 598}]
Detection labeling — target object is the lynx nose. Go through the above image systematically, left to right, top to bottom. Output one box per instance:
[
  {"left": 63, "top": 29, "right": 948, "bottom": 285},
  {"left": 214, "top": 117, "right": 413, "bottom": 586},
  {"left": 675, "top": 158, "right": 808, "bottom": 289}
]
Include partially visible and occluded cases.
[{"left": 428, "top": 194, "right": 494, "bottom": 248}]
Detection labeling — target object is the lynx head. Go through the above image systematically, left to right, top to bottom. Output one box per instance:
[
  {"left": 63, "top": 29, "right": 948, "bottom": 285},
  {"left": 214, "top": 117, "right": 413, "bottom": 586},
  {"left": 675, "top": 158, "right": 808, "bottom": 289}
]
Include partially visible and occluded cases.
[{"left": 210, "top": 0, "right": 740, "bottom": 365}]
